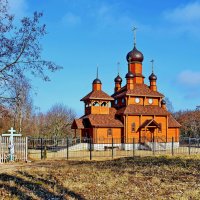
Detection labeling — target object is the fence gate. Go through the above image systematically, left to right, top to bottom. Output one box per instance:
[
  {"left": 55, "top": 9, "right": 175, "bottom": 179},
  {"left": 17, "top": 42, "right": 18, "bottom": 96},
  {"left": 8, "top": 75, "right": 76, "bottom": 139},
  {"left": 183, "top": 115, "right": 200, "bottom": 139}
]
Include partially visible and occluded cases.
[{"left": 0, "top": 136, "right": 28, "bottom": 163}]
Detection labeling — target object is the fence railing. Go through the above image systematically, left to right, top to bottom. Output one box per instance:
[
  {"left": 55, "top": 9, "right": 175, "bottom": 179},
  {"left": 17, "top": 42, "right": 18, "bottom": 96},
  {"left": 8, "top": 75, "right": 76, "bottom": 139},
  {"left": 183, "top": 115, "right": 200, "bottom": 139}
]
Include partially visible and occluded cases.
[
  {"left": 0, "top": 136, "right": 28, "bottom": 163},
  {"left": 27, "top": 137, "right": 200, "bottom": 161}
]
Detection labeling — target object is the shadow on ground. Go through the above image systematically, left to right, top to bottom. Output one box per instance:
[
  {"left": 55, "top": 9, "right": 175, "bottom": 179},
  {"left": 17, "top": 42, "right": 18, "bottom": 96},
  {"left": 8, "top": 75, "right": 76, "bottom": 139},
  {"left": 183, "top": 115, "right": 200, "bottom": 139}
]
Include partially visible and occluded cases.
[{"left": 0, "top": 172, "right": 85, "bottom": 200}]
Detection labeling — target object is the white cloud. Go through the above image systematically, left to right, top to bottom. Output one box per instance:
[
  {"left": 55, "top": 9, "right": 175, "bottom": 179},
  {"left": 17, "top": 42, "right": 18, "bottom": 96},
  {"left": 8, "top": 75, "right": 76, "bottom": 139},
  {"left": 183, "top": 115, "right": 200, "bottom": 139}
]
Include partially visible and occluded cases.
[
  {"left": 8, "top": 0, "right": 28, "bottom": 18},
  {"left": 164, "top": 2, "right": 200, "bottom": 23},
  {"left": 62, "top": 12, "right": 81, "bottom": 26},
  {"left": 178, "top": 70, "right": 200, "bottom": 86}
]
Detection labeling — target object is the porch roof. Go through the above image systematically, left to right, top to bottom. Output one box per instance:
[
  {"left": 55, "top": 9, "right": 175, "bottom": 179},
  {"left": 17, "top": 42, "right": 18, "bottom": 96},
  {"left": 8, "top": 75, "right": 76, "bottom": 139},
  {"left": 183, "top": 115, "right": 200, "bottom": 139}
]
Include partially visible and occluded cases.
[{"left": 138, "top": 119, "right": 160, "bottom": 130}]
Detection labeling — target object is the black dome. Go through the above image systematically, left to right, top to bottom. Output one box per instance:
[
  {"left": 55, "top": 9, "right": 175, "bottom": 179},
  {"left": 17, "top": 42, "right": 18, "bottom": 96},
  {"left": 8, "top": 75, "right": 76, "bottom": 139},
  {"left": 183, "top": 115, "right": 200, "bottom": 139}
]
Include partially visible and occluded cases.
[
  {"left": 126, "top": 46, "right": 144, "bottom": 63},
  {"left": 125, "top": 71, "right": 134, "bottom": 79},
  {"left": 149, "top": 73, "right": 157, "bottom": 81},
  {"left": 114, "top": 75, "right": 122, "bottom": 83},
  {"left": 93, "top": 78, "right": 101, "bottom": 84},
  {"left": 161, "top": 99, "right": 166, "bottom": 105}
]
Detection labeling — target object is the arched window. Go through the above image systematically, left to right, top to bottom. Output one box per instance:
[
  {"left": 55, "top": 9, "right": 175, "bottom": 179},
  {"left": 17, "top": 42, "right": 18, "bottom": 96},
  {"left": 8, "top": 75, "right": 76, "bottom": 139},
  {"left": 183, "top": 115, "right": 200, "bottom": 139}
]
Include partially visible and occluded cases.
[
  {"left": 122, "top": 98, "right": 125, "bottom": 104},
  {"left": 115, "top": 99, "right": 118, "bottom": 105},
  {"left": 93, "top": 101, "right": 99, "bottom": 106},
  {"left": 101, "top": 102, "right": 107, "bottom": 107},
  {"left": 131, "top": 123, "right": 136, "bottom": 132},
  {"left": 107, "top": 128, "right": 112, "bottom": 137}
]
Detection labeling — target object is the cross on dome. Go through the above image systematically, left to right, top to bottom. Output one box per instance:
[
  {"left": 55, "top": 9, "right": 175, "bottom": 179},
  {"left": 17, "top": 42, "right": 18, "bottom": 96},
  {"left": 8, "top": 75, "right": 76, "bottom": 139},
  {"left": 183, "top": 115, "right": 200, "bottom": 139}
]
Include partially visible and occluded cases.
[
  {"left": 132, "top": 27, "right": 137, "bottom": 47},
  {"left": 150, "top": 59, "right": 154, "bottom": 73},
  {"left": 117, "top": 62, "right": 120, "bottom": 75}
]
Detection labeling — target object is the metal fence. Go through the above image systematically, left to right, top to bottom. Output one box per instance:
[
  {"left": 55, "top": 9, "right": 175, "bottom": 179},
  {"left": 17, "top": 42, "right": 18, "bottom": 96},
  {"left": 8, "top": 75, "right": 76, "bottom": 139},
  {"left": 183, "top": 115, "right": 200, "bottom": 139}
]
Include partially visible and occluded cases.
[
  {"left": 0, "top": 136, "right": 28, "bottom": 163},
  {"left": 27, "top": 137, "right": 200, "bottom": 160}
]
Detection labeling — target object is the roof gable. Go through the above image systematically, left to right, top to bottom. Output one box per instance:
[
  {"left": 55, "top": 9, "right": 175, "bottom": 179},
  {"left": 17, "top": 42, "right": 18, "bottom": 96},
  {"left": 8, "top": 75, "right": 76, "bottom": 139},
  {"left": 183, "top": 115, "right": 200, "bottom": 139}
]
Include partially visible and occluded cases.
[
  {"left": 112, "top": 84, "right": 164, "bottom": 98},
  {"left": 81, "top": 90, "right": 114, "bottom": 101},
  {"left": 117, "top": 105, "right": 168, "bottom": 116},
  {"left": 168, "top": 115, "right": 181, "bottom": 128}
]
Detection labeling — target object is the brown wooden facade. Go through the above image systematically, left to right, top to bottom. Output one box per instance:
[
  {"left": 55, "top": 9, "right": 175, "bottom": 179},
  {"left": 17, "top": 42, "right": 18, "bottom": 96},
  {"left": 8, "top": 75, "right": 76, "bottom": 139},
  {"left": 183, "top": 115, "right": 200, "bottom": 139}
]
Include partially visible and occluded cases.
[{"left": 72, "top": 37, "right": 181, "bottom": 144}]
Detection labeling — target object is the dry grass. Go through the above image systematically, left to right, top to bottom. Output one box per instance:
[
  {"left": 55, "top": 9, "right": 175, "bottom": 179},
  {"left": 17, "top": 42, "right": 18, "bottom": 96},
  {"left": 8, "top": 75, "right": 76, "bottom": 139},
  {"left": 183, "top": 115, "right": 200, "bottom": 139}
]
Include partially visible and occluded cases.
[{"left": 1, "top": 155, "right": 200, "bottom": 199}]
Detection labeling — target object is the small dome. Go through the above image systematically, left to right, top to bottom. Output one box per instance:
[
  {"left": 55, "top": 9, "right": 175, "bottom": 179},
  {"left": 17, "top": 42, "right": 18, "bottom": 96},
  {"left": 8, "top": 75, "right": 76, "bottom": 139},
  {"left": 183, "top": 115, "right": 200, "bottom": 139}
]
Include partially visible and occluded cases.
[
  {"left": 126, "top": 46, "right": 144, "bottom": 63},
  {"left": 125, "top": 71, "right": 134, "bottom": 79},
  {"left": 149, "top": 73, "right": 157, "bottom": 81},
  {"left": 114, "top": 75, "right": 122, "bottom": 83},
  {"left": 93, "top": 78, "right": 101, "bottom": 84},
  {"left": 161, "top": 99, "right": 166, "bottom": 105}
]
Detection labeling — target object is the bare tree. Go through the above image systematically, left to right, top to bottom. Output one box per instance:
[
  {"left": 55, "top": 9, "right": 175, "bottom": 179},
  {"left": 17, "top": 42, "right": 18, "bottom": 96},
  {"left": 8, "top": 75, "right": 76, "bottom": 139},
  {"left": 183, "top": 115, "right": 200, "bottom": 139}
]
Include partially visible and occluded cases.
[
  {"left": 0, "top": 0, "right": 61, "bottom": 104},
  {"left": 9, "top": 75, "right": 32, "bottom": 134},
  {"left": 164, "top": 97, "right": 174, "bottom": 113},
  {"left": 44, "top": 104, "right": 76, "bottom": 138},
  {"left": 175, "top": 109, "right": 200, "bottom": 137}
]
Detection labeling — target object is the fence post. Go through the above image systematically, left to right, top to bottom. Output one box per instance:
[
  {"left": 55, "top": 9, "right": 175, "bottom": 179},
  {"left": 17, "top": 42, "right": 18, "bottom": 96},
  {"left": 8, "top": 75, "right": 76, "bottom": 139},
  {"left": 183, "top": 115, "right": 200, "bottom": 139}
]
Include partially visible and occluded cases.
[
  {"left": 153, "top": 135, "right": 155, "bottom": 155},
  {"left": 25, "top": 137, "right": 28, "bottom": 162},
  {"left": 67, "top": 137, "right": 69, "bottom": 160},
  {"left": 172, "top": 137, "right": 174, "bottom": 156},
  {"left": 188, "top": 137, "right": 191, "bottom": 155},
  {"left": 40, "top": 138, "right": 43, "bottom": 160},
  {"left": 89, "top": 138, "right": 92, "bottom": 161},
  {"left": 112, "top": 138, "right": 114, "bottom": 159},
  {"left": 133, "top": 138, "right": 135, "bottom": 157}
]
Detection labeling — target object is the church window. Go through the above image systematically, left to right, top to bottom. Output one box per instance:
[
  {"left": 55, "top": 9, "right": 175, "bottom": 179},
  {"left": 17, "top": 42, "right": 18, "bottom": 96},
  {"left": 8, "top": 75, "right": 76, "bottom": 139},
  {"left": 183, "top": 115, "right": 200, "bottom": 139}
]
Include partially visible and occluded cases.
[
  {"left": 135, "top": 97, "right": 140, "bottom": 103},
  {"left": 122, "top": 98, "right": 125, "bottom": 104},
  {"left": 148, "top": 98, "right": 153, "bottom": 104},
  {"left": 115, "top": 99, "right": 118, "bottom": 105},
  {"left": 93, "top": 101, "right": 99, "bottom": 106},
  {"left": 101, "top": 102, "right": 107, "bottom": 107},
  {"left": 131, "top": 123, "right": 136, "bottom": 132},
  {"left": 158, "top": 123, "right": 162, "bottom": 132},
  {"left": 107, "top": 128, "right": 112, "bottom": 137}
]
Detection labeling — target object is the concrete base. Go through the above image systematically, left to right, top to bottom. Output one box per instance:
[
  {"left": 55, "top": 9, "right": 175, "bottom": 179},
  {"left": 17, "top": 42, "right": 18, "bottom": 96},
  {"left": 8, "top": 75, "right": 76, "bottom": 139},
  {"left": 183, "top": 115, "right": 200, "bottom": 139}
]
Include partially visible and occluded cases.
[{"left": 68, "top": 142, "right": 180, "bottom": 151}]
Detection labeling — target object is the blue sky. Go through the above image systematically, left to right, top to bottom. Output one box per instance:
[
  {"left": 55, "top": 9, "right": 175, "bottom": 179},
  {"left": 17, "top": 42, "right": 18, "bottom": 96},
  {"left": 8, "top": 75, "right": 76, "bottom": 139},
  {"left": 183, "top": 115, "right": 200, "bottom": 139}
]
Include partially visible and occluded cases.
[{"left": 9, "top": 0, "right": 200, "bottom": 116}]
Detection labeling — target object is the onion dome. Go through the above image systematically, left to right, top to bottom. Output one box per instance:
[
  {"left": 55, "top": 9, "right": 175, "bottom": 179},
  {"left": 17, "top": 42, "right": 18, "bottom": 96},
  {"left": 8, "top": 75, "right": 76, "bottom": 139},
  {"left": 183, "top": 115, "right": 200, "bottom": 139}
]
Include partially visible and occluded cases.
[
  {"left": 126, "top": 46, "right": 144, "bottom": 63},
  {"left": 125, "top": 71, "right": 134, "bottom": 79},
  {"left": 149, "top": 73, "right": 157, "bottom": 81},
  {"left": 114, "top": 75, "right": 122, "bottom": 83},
  {"left": 93, "top": 78, "right": 101, "bottom": 84},
  {"left": 161, "top": 99, "right": 166, "bottom": 105}
]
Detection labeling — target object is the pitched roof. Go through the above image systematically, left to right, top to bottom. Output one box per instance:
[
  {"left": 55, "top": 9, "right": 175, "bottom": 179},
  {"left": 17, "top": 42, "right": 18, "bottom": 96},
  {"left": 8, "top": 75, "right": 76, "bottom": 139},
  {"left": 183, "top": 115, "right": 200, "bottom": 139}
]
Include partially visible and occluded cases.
[
  {"left": 112, "top": 84, "right": 164, "bottom": 98},
  {"left": 81, "top": 90, "right": 114, "bottom": 101},
  {"left": 116, "top": 105, "right": 169, "bottom": 116},
  {"left": 81, "top": 114, "right": 123, "bottom": 128},
  {"left": 168, "top": 115, "right": 181, "bottom": 128},
  {"left": 71, "top": 119, "right": 84, "bottom": 129},
  {"left": 139, "top": 119, "right": 160, "bottom": 130}
]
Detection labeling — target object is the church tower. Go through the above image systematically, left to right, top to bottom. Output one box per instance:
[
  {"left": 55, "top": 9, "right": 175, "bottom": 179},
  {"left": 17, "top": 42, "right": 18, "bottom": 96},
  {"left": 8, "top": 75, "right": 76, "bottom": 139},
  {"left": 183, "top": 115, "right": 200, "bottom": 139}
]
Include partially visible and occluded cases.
[
  {"left": 126, "top": 27, "right": 145, "bottom": 84},
  {"left": 149, "top": 60, "right": 157, "bottom": 91},
  {"left": 114, "top": 62, "right": 122, "bottom": 92},
  {"left": 81, "top": 68, "right": 113, "bottom": 115},
  {"left": 92, "top": 68, "right": 102, "bottom": 91}
]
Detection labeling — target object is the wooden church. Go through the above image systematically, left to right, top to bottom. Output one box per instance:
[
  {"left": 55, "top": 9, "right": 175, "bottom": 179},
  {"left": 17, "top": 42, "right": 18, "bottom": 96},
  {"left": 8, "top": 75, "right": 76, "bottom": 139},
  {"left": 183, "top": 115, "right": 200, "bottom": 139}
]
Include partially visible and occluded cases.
[{"left": 72, "top": 30, "right": 181, "bottom": 150}]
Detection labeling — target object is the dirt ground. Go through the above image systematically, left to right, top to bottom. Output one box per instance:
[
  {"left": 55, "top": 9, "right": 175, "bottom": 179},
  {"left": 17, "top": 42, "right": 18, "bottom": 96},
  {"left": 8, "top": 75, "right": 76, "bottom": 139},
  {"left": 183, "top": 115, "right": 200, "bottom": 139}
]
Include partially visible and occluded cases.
[{"left": 1, "top": 156, "right": 200, "bottom": 200}]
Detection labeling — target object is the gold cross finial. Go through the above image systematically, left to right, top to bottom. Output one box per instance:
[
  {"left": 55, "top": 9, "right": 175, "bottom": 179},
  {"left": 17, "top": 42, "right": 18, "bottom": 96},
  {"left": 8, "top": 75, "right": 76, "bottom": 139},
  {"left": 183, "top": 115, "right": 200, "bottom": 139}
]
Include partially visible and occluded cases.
[
  {"left": 132, "top": 27, "right": 137, "bottom": 47},
  {"left": 150, "top": 59, "right": 154, "bottom": 73}
]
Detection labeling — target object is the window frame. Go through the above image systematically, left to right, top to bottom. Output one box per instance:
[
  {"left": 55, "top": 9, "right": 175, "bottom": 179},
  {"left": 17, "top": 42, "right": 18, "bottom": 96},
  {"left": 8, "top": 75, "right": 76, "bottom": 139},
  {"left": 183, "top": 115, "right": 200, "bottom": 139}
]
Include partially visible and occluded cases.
[
  {"left": 131, "top": 122, "right": 136, "bottom": 132},
  {"left": 107, "top": 128, "right": 113, "bottom": 137}
]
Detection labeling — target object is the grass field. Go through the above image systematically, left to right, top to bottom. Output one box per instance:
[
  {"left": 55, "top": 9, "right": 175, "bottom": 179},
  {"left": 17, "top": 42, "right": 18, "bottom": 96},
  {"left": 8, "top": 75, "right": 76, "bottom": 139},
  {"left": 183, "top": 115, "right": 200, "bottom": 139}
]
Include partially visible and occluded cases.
[{"left": 0, "top": 155, "right": 200, "bottom": 199}]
